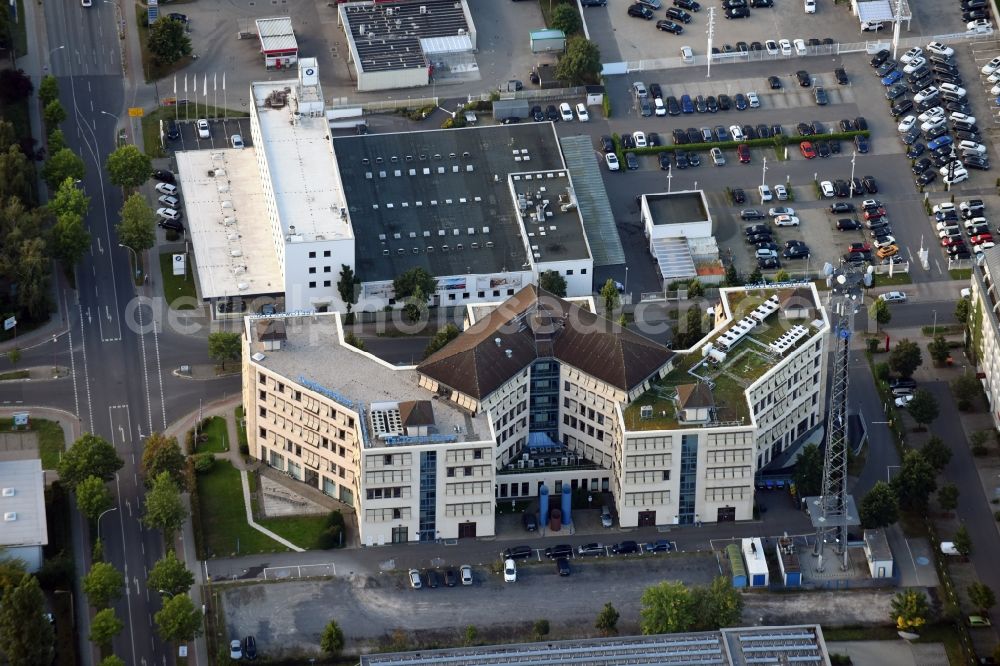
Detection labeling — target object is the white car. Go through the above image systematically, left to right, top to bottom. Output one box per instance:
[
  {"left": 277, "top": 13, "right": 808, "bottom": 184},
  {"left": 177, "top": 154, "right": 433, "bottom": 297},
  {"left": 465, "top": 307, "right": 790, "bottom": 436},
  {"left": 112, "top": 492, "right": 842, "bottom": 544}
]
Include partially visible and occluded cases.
[
  {"left": 804, "top": 0, "right": 816, "bottom": 13},
  {"left": 968, "top": 19, "right": 993, "bottom": 33},
  {"left": 793, "top": 38, "right": 807, "bottom": 56},
  {"left": 779, "top": 39, "right": 792, "bottom": 56},
  {"left": 765, "top": 40, "right": 780, "bottom": 55},
  {"left": 926, "top": 41, "right": 954, "bottom": 57},
  {"left": 680, "top": 45, "right": 695, "bottom": 63},
  {"left": 900, "top": 47, "right": 923, "bottom": 64},
  {"left": 984, "top": 56, "right": 1000, "bottom": 75},
  {"left": 902, "top": 57, "right": 927, "bottom": 74},
  {"left": 939, "top": 83, "right": 966, "bottom": 97},
  {"left": 913, "top": 86, "right": 939, "bottom": 104},
  {"left": 746, "top": 91, "right": 760, "bottom": 108},
  {"left": 654, "top": 97, "right": 666, "bottom": 116},
  {"left": 558, "top": 102, "right": 574, "bottom": 121},
  {"left": 575, "top": 103, "right": 589, "bottom": 121},
  {"left": 918, "top": 107, "right": 945, "bottom": 122},
  {"left": 950, "top": 112, "right": 976, "bottom": 125},
  {"left": 897, "top": 115, "right": 917, "bottom": 133},
  {"left": 920, "top": 117, "right": 946, "bottom": 133},
  {"left": 196, "top": 118, "right": 210, "bottom": 139},
  {"left": 729, "top": 124, "right": 745, "bottom": 141},
  {"left": 633, "top": 131, "right": 647, "bottom": 148},
  {"left": 230, "top": 134, "right": 244, "bottom": 149},
  {"left": 958, "top": 140, "right": 987, "bottom": 154},
  {"left": 711, "top": 147, "right": 726, "bottom": 165},
  {"left": 605, "top": 152, "right": 620, "bottom": 171},
  {"left": 939, "top": 161, "right": 963, "bottom": 176},
  {"left": 945, "top": 169, "right": 970, "bottom": 185},
  {"left": 820, "top": 180, "right": 835, "bottom": 197},
  {"left": 154, "top": 182, "right": 177, "bottom": 196},
  {"left": 759, "top": 184, "right": 773, "bottom": 202},
  {"left": 774, "top": 184, "right": 788, "bottom": 200},
  {"left": 158, "top": 194, "right": 179, "bottom": 207},
  {"left": 933, "top": 202, "right": 956, "bottom": 214},
  {"left": 768, "top": 206, "right": 795, "bottom": 216},
  {"left": 156, "top": 207, "right": 181, "bottom": 221},
  {"left": 774, "top": 214, "right": 800, "bottom": 226},
  {"left": 966, "top": 216, "right": 989, "bottom": 230},
  {"left": 936, "top": 220, "right": 960, "bottom": 232},
  {"left": 939, "top": 227, "right": 962, "bottom": 238},
  {"left": 873, "top": 235, "right": 896, "bottom": 248},
  {"left": 975, "top": 241, "right": 997, "bottom": 253},
  {"left": 756, "top": 248, "right": 778, "bottom": 259},
  {"left": 880, "top": 291, "right": 907, "bottom": 303},
  {"left": 895, "top": 394, "right": 914, "bottom": 407},
  {"left": 504, "top": 558, "right": 517, "bottom": 583},
  {"left": 408, "top": 569, "right": 422, "bottom": 588},
  {"left": 230, "top": 640, "right": 243, "bottom": 660}
]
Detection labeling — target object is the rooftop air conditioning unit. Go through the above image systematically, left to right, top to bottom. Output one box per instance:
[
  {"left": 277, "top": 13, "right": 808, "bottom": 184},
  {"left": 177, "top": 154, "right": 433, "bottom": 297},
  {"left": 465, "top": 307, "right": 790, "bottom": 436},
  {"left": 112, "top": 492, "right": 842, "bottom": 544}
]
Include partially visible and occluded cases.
[
  {"left": 1, "top": 488, "right": 12, "bottom": 497},
  {"left": 3, "top": 512, "right": 15, "bottom": 521}
]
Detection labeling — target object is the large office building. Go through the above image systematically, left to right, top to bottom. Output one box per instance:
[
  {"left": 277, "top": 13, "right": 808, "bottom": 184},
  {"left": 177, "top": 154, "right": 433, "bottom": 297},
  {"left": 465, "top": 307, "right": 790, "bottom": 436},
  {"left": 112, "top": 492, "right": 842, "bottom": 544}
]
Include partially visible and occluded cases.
[
  {"left": 178, "top": 62, "right": 593, "bottom": 317},
  {"left": 970, "top": 248, "right": 1000, "bottom": 430},
  {"left": 242, "top": 283, "right": 828, "bottom": 545}
]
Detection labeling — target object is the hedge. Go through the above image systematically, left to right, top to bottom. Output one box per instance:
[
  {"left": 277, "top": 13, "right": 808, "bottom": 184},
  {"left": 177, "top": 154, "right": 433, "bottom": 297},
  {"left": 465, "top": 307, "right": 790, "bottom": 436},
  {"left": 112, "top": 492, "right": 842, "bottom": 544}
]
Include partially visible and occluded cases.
[{"left": 619, "top": 130, "right": 871, "bottom": 156}]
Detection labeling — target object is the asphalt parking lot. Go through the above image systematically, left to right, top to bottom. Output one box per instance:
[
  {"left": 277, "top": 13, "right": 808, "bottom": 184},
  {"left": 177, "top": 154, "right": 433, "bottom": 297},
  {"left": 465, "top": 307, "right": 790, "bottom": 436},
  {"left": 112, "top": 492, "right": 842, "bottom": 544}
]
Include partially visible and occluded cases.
[{"left": 160, "top": 116, "right": 254, "bottom": 153}]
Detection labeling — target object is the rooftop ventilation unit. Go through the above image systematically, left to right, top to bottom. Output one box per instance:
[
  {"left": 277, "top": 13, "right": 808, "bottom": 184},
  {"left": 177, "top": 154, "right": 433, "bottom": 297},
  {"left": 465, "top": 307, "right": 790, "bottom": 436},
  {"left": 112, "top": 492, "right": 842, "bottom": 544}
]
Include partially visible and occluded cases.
[
  {"left": 505, "top": 349, "right": 513, "bottom": 358},
  {"left": 251, "top": 352, "right": 266, "bottom": 362},
  {"left": 1, "top": 488, "right": 13, "bottom": 497},
  {"left": 3, "top": 512, "right": 15, "bottom": 521}
]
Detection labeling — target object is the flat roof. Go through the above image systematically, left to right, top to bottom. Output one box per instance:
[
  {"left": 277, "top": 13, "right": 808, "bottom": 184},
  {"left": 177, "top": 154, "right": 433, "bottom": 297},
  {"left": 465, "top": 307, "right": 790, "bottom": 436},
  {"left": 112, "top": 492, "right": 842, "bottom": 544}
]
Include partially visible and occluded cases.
[
  {"left": 341, "top": 0, "right": 471, "bottom": 73},
  {"left": 256, "top": 17, "right": 297, "bottom": 54},
  {"left": 251, "top": 79, "right": 353, "bottom": 244},
  {"left": 331, "top": 124, "right": 582, "bottom": 283},
  {"left": 176, "top": 149, "right": 283, "bottom": 300},
  {"left": 511, "top": 170, "right": 591, "bottom": 264},
  {"left": 646, "top": 190, "right": 710, "bottom": 226},
  {"left": 246, "top": 313, "right": 490, "bottom": 448},
  {"left": 0, "top": 459, "right": 48, "bottom": 548},
  {"left": 361, "top": 626, "right": 831, "bottom": 665}
]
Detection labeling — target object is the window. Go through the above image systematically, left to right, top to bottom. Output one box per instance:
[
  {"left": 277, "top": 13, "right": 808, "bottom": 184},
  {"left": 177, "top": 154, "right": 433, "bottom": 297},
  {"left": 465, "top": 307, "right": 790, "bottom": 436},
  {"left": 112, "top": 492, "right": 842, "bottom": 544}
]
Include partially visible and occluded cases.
[
  {"left": 323, "top": 250, "right": 331, "bottom": 257},
  {"left": 308, "top": 251, "right": 316, "bottom": 258},
  {"left": 324, "top": 266, "right": 331, "bottom": 273},
  {"left": 309, "top": 267, "right": 316, "bottom": 274},
  {"left": 581, "top": 268, "right": 587, "bottom": 274},
  {"left": 566, "top": 269, "right": 574, "bottom": 276},
  {"left": 324, "top": 280, "right": 331, "bottom": 287},
  {"left": 309, "top": 281, "right": 316, "bottom": 288},
  {"left": 507, "top": 289, "right": 514, "bottom": 295},
  {"left": 493, "top": 290, "right": 500, "bottom": 297},
  {"left": 448, "top": 294, "right": 455, "bottom": 301},
  {"left": 258, "top": 372, "right": 266, "bottom": 384},
  {"left": 259, "top": 390, "right": 266, "bottom": 399},
  {"left": 259, "top": 406, "right": 266, "bottom": 417},
  {"left": 259, "top": 427, "right": 267, "bottom": 437},
  {"left": 473, "top": 449, "right": 482, "bottom": 459},
  {"left": 384, "top": 454, "right": 393, "bottom": 465},
  {"left": 464, "top": 466, "right": 473, "bottom": 476},
  {"left": 447, "top": 467, "right": 455, "bottom": 477},
  {"left": 393, "top": 508, "right": 401, "bottom": 519}
]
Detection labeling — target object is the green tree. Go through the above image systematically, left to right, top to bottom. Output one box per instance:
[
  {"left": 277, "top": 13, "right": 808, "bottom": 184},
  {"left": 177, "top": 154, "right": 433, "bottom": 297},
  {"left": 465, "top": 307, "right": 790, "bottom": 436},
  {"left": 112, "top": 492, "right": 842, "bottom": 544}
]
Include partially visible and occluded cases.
[
  {"left": 551, "top": 4, "right": 582, "bottom": 34},
  {"left": 147, "top": 17, "right": 193, "bottom": 66},
  {"left": 555, "top": 36, "right": 601, "bottom": 85},
  {"left": 0, "top": 69, "right": 32, "bottom": 104},
  {"left": 37, "top": 74, "right": 59, "bottom": 107},
  {"left": 42, "top": 99, "right": 66, "bottom": 129},
  {"left": 47, "top": 128, "right": 66, "bottom": 153},
  {"left": 0, "top": 143, "right": 34, "bottom": 203},
  {"left": 105, "top": 145, "right": 152, "bottom": 189},
  {"left": 42, "top": 147, "right": 85, "bottom": 190},
  {"left": 49, "top": 177, "right": 90, "bottom": 218},
  {"left": 116, "top": 193, "right": 156, "bottom": 251},
  {"left": 51, "top": 212, "right": 90, "bottom": 270},
  {"left": 724, "top": 262, "right": 741, "bottom": 286},
  {"left": 337, "top": 264, "right": 358, "bottom": 310},
  {"left": 393, "top": 267, "right": 436, "bottom": 301},
  {"left": 747, "top": 267, "right": 763, "bottom": 285},
  {"left": 774, "top": 269, "right": 791, "bottom": 282},
  {"left": 539, "top": 270, "right": 567, "bottom": 297},
  {"left": 600, "top": 278, "right": 620, "bottom": 314},
  {"left": 956, "top": 297, "right": 971, "bottom": 324},
  {"left": 869, "top": 298, "right": 891, "bottom": 330},
  {"left": 673, "top": 304, "right": 703, "bottom": 349},
  {"left": 423, "top": 323, "right": 461, "bottom": 359},
  {"left": 207, "top": 331, "right": 241, "bottom": 370},
  {"left": 344, "top": 331, "right": 365, "bottom": 351},
  {"left": 928, "top": 335, "right": 950, "bottom": 364},
  {"left": 888, "top": 339, "right": 922, "bottom": 378},
  {"left": 953, "top": 374, "right": 981, "bottom": 411},
  {"left": 907, "top": 389, "right": 939, "bottom": 429},
  {"left": 141, "top": 432, "right": 186, "bottom": 488},
  {"left": 57, "top": 433, "right": 123, "bottom": 490},
  {"left": 921, "top": 436, "right": 952, "bottom": 472},
  {"left": 792, "top": 443, "right": 824, "bottom": 498},
  {"left": 892, "top": 449, "right": 936, "bottom": 511},
  {"left": 142, "top": 471, "right": 187, "bottom": 539},
  {"left": 75, "top": 475, "right": 114, "bottom": 521},
  {"left": 859, "top": 481, "right": 899, "bottom": 529},
  {"left": 938, "top": 483, "right": 959, "bottom": 512},
  {"left": 954, "top": 523, "right": 973, "bottom": 557},
  {"left": 147, "top": 550, "right": 194, "bottom": 597},
  {"left": 0, "top": 557, "right": 27, "bottom": 594},
  {"left": 83, "top": 561, "right": 124, "bottom": 608},
  {"left": 0, "top": 574, "right": 54, "bottom": 665},
  {"left": 690, "top": 576, "right": 744, "bottom": 630},
  {"left": 640, "top": 581, "right": 694, "bottom": 634},
  {"left": 968, "top": 582, "right": 996, "bottom": 614},
  {"left": 890, "top": 589, "right": 929, "bottom": 633},
  {"left": 154, "top": 593, "right": 202, "bottom": 643},
  {"left": 595, "top": 602, "right": 620, "bottom": 635},
  {"left": 89, "top": 608, "right": 123, "bottom": 649},
  {"left": 320, "top": 619, "right": 345, "bottom": 657},
  {"left": 532, "top": 619, "right": 550, "bottom": 639},
  {"left": 464, "top": 625, "right": 478, "bottom": 646},
  {"left": 98, "top": 657, "right": 126, "bottom": 666}
]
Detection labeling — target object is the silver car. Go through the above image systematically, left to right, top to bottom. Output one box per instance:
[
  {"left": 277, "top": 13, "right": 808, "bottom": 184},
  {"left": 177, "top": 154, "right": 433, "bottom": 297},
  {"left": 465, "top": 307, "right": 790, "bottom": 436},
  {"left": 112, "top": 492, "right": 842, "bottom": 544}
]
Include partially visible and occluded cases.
[{"left": 710, "top": 147, "right": 725, "bottom": 166}]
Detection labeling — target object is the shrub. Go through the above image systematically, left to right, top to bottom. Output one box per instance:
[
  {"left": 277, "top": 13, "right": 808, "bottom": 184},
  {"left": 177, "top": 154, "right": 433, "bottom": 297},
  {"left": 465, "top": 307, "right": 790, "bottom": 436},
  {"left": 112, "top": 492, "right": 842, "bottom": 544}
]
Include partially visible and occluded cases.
[
  {"left": 874, "top": 362, "right": 890, "bottom": 381},
  {"left": 184, "top": 429, "right": 195, "bottom": 455},
  {"left": 973, "top": 445, "right": 989, "bottom": 457},
  {"left": 193, "top": 453, "right": 215, "bottom": 474}
]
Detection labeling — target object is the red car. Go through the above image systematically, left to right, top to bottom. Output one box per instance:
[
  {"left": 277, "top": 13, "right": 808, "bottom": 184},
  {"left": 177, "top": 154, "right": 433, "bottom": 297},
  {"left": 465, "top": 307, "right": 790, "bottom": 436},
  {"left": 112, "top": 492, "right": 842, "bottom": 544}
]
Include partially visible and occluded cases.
[
  {"left": 799, "top": 141, "right": 817, "bottom": 159},
  {"left": 737, "top": 144, "right": 751, "bottom": 163},
  {"left": 863, "top": 208, "right": 886, "bottom": 220},
  {"left": 971, "top": 233, "right": 994, "bottom": 245},
  {"left": 941, "top": 237, "right": 964, "bottom": 247},
  {"left": 847, "top": 242, "right": 871, "bottom": 254}
]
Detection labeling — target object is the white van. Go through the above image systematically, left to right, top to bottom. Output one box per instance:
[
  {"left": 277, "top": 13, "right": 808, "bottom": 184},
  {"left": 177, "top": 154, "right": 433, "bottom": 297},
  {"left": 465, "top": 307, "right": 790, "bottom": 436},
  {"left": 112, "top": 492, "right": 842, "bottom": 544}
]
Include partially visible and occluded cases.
[{"left": 804, "top": 0, "right": 816, "bottom": 13}]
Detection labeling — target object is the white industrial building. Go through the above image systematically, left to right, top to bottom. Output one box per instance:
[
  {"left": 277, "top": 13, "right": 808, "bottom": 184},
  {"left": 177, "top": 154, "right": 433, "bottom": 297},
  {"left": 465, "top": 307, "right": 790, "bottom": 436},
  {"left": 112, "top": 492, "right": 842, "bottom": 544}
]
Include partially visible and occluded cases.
[
  {"left": 177, "top": 61, "right": 593, "bottom": 316},
  {"left": 639, "top": 191, "right": 722, "bottom": 283},
  {"left": 0, "top": 459, "right": 48, "bottom": 572}
]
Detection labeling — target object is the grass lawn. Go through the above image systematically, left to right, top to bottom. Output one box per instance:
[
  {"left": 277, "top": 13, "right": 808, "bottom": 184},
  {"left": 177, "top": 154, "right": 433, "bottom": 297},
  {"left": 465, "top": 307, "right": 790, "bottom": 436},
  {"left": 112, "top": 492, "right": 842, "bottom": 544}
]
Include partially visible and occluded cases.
[
  {"left": 11, "top": 0, "right": 27, "bottom": 58},
  {"left": 159, "top": 252, "right": 197, "bottom": 309},
  {"left": 950, "top": 268, "right": 972, "bottom": 280},
  {"left": 872, "top": 273, "right": 913, "bottom": 287},
  {"left": 0, "top": 370, "right": 29, "bottom": 380},
  {"left": 234, "top": 406, "right": 247, "bottom": 451},
  {"left": 195, "top": 416, "right": 229, "bottom": 454},
  {"left": 0, "top": 418, "right": 65, "bottom": 469},
  {"left": 196, "top": 460, "right": 291, "bottom": 557},
  {"left": 258, "top": 514, "right": 332, "bottom": 550}
]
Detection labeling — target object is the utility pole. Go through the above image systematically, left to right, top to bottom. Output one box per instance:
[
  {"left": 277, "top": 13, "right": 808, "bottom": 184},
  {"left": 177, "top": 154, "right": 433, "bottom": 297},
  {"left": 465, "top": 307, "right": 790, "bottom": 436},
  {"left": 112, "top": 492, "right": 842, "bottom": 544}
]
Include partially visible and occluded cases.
[
  {"left": 891, "top": 0, "right": 903, "bottom": 59},
  {"left": 706, "top": 8, "right": 715, "bottom": 79},
  {"left": 849, "top": 150, "right": 857, "bottom": 196},
  {"left": 666, "top": 164, "right": 673, "bottom": 193},
  {"left": 807, "top": 263, "right": 862, "bottom": 572}
]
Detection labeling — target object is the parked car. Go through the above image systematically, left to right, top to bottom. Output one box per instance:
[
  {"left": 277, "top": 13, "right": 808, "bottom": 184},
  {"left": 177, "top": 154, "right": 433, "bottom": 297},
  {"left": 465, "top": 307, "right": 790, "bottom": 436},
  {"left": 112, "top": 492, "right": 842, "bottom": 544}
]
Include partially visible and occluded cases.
[
  {"left": 612, "top": 540, "right": 640, "bottom": 554},
  {"left": 578, "top": 543, "right": 606, "bottom": 556},
  {"left": 545, "top": 544, "right": 574, "bottom": 559},
  {"left": 556, "top": 557, "right": 571, "bottom": 576},
  {"left": 503, "top": 559, "right": 517, "bottom": 583},
  {"left": 460, "top": 564, "right": 473, "bottom": 585}
]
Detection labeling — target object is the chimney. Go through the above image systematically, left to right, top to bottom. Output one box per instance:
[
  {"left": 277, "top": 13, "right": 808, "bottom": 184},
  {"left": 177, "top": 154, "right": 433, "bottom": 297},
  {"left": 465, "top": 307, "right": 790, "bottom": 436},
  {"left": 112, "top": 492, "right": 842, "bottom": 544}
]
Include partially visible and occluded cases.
[
  {"left": 494, "top": 337, "right": 501, "bottom": 347},
  {"left": 505, "top": 349, "right": 513, "bottom": 359}
]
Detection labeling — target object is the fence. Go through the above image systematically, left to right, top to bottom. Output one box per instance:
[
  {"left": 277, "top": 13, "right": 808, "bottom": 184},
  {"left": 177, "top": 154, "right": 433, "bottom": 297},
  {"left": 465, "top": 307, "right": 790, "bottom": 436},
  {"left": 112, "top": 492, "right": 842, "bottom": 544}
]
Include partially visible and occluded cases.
[
  {"left": 342, "top": 97, "right": 439, "bottom": 114},
  {"left": 262, "top": 562, "right": 337, "bottom": 580}
]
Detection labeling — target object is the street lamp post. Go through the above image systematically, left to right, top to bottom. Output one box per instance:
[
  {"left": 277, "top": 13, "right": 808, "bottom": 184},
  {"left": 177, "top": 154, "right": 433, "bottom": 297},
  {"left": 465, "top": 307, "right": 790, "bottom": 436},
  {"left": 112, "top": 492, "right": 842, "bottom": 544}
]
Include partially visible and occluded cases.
[
  {"left": 705, "top": 8, "right": 715, "bottom": 78},
  {"left": 849, "top": 150, "right": 857, "bottom": 196},
  {"left": 761, "top": 156, "right": 768, "bottom": 188},
  {"left": 666, "top": 164, "right": 673, "bottom": 193},
  {"left": 119, "top": 243, "right": 141, "bottom": 279},
  {"left": 97, "top": 506, "right": 118, "bottom": 537}
]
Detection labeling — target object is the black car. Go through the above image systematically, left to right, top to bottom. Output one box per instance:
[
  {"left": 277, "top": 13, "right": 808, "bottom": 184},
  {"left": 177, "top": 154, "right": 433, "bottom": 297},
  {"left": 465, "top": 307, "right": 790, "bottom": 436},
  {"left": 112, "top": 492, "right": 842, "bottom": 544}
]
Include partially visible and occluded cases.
[
  {"left": 581, "top": 0, "right": 607, "bottom": 4},
  {"left": 674, "top": 0, "right": 701, "bottom": 9},
  {"left": 751, "top": 0, "right": 773, "bottom": 5},
  {"left": 628, "top": 4, "right": 655, "bottom": 19},
  {"left": 724, "top": 6, "right": 749, "bottom": 17},
  {"left": 665, "top": 7, "right": 692, "bottom": 21},
  {"left": 963, "top": 8, "right": 990, "bottom": 21},
  {"left": 168, "top": 12, "right": 188, "bottom": 22},
  {"left": 656, "top": 19, "right": 684, "bottom": 33},
  {"left": 735, "top": 41, "right": 750, "bottom": 53},
  {"left": 750, "top": 41, "right": 764, "bottom": 50},
  {"left": 870, "top": 49, "right": 891, "bottom": 67},
  {"left": 875, "top": 61, "right": 897, "bottom": 77},
  {"left": 932, "top": 63, "right": 960, "bottom": 75},
  {"left": 905, "top": 66, "right": 931, "bottom": 83},
  {"left": 834, "top": 67, "right": 849, "bottom": 84},
  {"left": 796, "top": 70, "right": 811, "bottom": 87},
  {"left": 935, "top": 72, "right": 963, "bottom": 86},
  {"left": 768, "top": 75, "right": 782, "bottom": 89},
  {"left": 907, "top": 77, "right": 934, "bottom": 94},
  {"left": 649, "top": 83, "right": 663, "bottom": 99},
  {"left": 884, "top": 83, "right": 907, "bottom": 100},
  {"left": 734, "top": 93, "right": 749, "bottom": 110},
  {"left": 717, "top": 94, "right": 732, "bottom": 110},
  {"left": 695, "top": 95, "right": 707, "bottom": 112},
  {"left": 666, "top": 96, "right": 681, "bottom": 115},
  {"left": 706, "top": 96, "right": 719, "bottom": 112},
  {"left": 891, "top": 99, "right": 913, "bottom": 116},
  {"left": 946, "top": 101, "right": 973, "bottom": 114},
  {"left": 531, "top": 105, "right": 544, "bottom": 122},
  {"left": 546, "top": 105, "right": 559, "bottom": 121},
  {"left": 855, "top": 116, "right": 868, "bottom": 131},
  {"left": 839, "top": 118, "right": 855, "bottom": 131},
  {"left": 166, "top": 120, "right": 180, "bottom": 140},
  {"left": 810, "top": 120, "right": 825, "bottom": 134},
  {"left": 796, "top": 122, "right": 814, "bottom": 136},
  {"left": 756, "top": 123, "right": 771, "bottom": 139},
  {"left": 743, "top": 124, "right": 757, "bottom": 140},
  {"left": 771, "top": 124, "right": 783, "bottom": 137},
  {"left": 714, "top": 125, "right": 728, "bottom": 141},
  {"left": 924, "top": 125, "right": 948, "bottom": 141},
  {"left": 686, "top": 127, "right": 702, "bottom": 143},
  {"left": 671, "top": 128, "right": 687, "bottom": 144},
  {"left": 900, "top": 129, "right": 920, "bottom": 146},
  {"left": 955, "top": 130, "right": 983, "bottom": 143},
  {"left": 647, "top": 132, "right": 662, "bottom": 147},
  {"left": 622, "top": 134, "right": 636, "bottom": 149},
  {"left": 599, "top": 135, "right": 615, "bottom": 152},
  {"left": 855, "top": 135, "right": 870, "bottom": 153},
  {"left": 816, "top": 140, "right": 831, "bottom": 158},
  {"left": 674, "top": 151, "right": 689, "bottom": 169},
  {"left": 688, "top": 151, "right": 701, "bottom": 167},
  {"left": 625, "top": 152, "right": 639, "bottom": 170},
  {"left": 657, "top": 152, "right": 672, "bottom": 170},
  {"left": 964, "top": 155, "right": 991, "bottom": 170},
  {"left": 911, "top": 158, "right": 932, "bottom": 175},
  {"left": 152, "top": 169, "right": 175, "bottom": 184},
  {"left": 915, "top": 170, "right": 937, "bottom": 185},
  {"left": 862, "top": 176, "right": 878, "bottom": 193},
  {"left": 850, "top": 177, "right": 864, "bottom": 196},
  {"left": 833, "top": 179, "right": 850, "bottom": 197},
  {"left": 733, "top": 189, "right": 748, "bottom": 205},
  {"left": 830, "top": 202, "right": 855, "bottom": 213},
  {"left": 742, "top": 212, "right": 767, "bottom": 224},
  {"left": 836, "top": 218, "right": 862, "bottom": 230},
  {"left": 158, "top": 219, "right": 184, "bottom": 233},
  {"left": 747, "top": 232, "right": 773, "bottom": 245},
  {"left": 783, "top": 244, "right": 810, "bottom": 259},
  {"left": 843, "top": 251, "right": 868, "bottom": 264},
  {"left": 758, "top": 257, "right": 780, "bottom": 269},
  {"left": 522, "top": 511, "right": 537, "bottom": 531},
  {"left": 612, "top": 540, "right": 640, "bottom": 555},
  {"left": 577, "top": 543, "right": 606, "bottom": 557},
  {"left": 545, "top": 544, "right": 573, "bottom": 559},
  {"left": 504, "top": 545, "right": 533, "bottom": 560},
  {"left": 556, "top": 557, "right": 571, "bottom": 576},
  {"left": 444, "top": 569, "right": 458, "bottom": 587},
  {"left": 425, "top": 570, "right": 440, "bottom": 588},
  {"left": 243, "top": 636, "right": 257, "bottom": 660}
]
